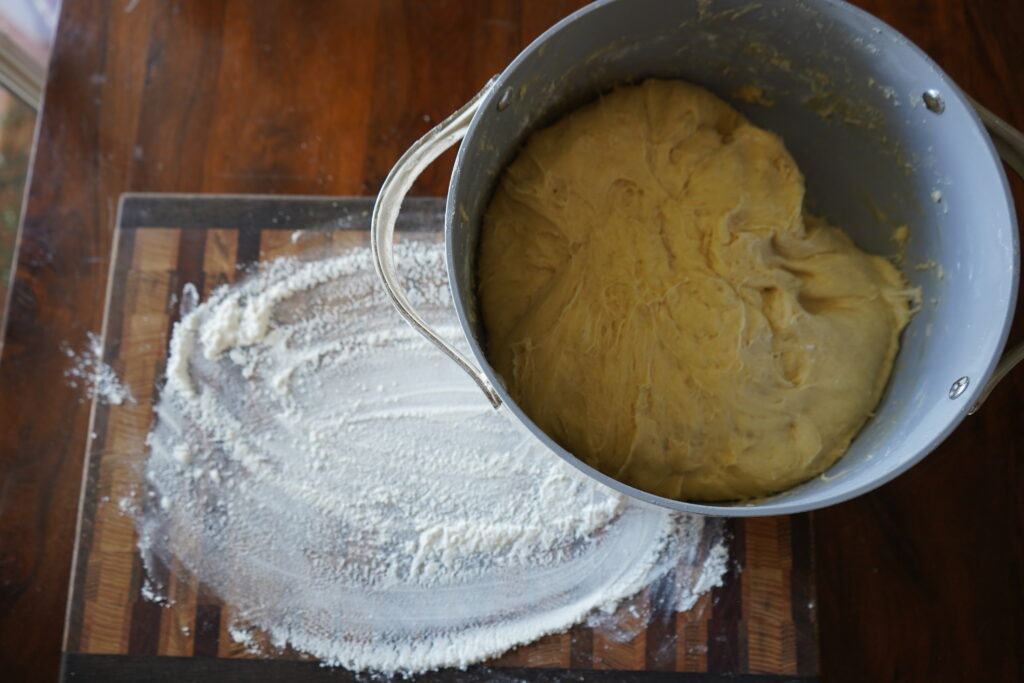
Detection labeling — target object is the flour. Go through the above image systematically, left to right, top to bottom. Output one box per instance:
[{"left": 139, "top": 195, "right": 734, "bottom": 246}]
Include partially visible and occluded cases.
[
  {"left": 137, "top": 236, "right": 728, "bottom": 674},
  {"left": 64, "top": 331, "right": 134, "bottom": 405}
]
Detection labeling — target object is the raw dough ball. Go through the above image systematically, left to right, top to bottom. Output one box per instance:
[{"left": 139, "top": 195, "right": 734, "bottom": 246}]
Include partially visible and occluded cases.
[{"left": 478, "top": 79, "right": 915, "bottom": 501}]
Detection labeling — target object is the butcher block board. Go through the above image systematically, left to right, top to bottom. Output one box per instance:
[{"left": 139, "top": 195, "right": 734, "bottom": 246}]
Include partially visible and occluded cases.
[{"left": 61, "top": 193, "right": 819, "bottom": 682}]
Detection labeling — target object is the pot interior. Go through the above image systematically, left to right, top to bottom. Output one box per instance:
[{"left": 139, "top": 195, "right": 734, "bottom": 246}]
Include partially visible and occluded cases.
[{"left": 446, "top": 0, "right": 1018, "bottom": 514}]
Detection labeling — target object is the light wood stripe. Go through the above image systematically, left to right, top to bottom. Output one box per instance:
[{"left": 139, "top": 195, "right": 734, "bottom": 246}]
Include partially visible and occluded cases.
[
  {"left": 130, "top": 228, "right": 181, "bottom": 270},
  {"left": 203, "top": 228, "right": 240, "bottom": 288},
  {"left": 258, "top": 228, "right": 299, "bottom": 263},
  {"left": 744, "top": 516, "right": 797, "bottom": 675},
  {"left": 81, "top": 552, "right": 137, "bottom": 654},
  {"left": 156, "top": 558, "right": 198, "bottom": 656},
  {"left": 591, "top": 592, "right": 649, "bottom": 670},
  {"left": 677, "top": 592, "right": 711, "bottom": 671},
  {"left": 218, "top": 607, "right": 269, "bottom": 659},
  {"left": 489, "top": 632, "right": 572, "bottom": 668}
]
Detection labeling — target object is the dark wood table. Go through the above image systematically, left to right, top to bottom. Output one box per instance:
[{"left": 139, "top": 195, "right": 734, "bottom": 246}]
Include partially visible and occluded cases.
[{"left": 1, "top": 1, "right": 1020, "bottom": 680}]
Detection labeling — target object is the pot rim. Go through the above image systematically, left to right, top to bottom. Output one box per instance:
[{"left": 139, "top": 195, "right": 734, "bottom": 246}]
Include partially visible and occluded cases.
[{"left": 445, "top": 0, "right": 1021, "bottom": 516}]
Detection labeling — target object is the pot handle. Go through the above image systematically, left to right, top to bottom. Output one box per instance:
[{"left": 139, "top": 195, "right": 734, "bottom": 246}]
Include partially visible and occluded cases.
[
  {"left": 371, "top": 77, "right": 503, "bottom": 408},
  {"left": 370, "top": 86, "right": 1023, "bottom": 414},
  {"left": 967, "top": 97, "right": 1024, "bottom": 414}
]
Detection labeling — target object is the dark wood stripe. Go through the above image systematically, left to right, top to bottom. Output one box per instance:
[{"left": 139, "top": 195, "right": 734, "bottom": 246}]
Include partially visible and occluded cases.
[
  {"left": 119, "top": 194, "right": 446, "bottom": 231},
  {"left": 137, "top": 226, "right": 206, "bottom": 432},
  {"left": 235, "top": 226, "right": 261, "bottom": 271},
  {"left": 174, "top": 227, "right": 225, "bottom": 659},
  {"left": 64, "top": 228, "right": 138, "bottom": 653},
  {"left": 174, "top": 230, "right": 207, "bottom": 313},
  {"left": 146, "top": 241, "right": 194, "bottom": 408},
  {"left": 100, "top": 248, "right": 130, "bottom": 368},
  {"left": 789, "top": 513, "right": 818, "bottom": 676},
  {"left": 707, "top": 518, "right": 745, "bottom": 674},
  {"left": 127, "top": 555, "right": 166, "bottom": 655},
  {"left": 644, "top": 572, "right": 678, "bottom": 671},
  {"left": 192, "top": 603, "right": 221, "bottom": 658},
  {"left": 569, "top": 624, "right": 594, "bottom": 669},
  {"left": 61, "top": 653, "right": 820, "bottom": 682}
]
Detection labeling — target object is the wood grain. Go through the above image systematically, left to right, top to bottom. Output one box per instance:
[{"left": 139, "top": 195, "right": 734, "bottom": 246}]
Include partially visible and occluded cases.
[
  {"left": 0, "top": 1, "right": 1019, "bottom": 680},
  {"left": 811, "top": 2, "right": 1024, "bottom": 681}
]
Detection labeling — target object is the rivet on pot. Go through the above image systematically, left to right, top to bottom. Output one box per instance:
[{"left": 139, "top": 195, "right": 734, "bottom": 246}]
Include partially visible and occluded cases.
[
  {"left": 497, "top": 88, "right": 514, "bottom": 111},
  {"left": 923, "top": 89, "right": 945, "bottom": 114},
  {"left": 949, "top": 376, "right": 969, "bottom": 399}
]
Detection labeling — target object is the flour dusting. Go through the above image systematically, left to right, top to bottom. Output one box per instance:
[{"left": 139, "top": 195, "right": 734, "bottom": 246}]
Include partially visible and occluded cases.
[
  {"left": 137, "top": 237, "right": 728, "bottom": 674},
  {"left": 64, "top": 331, "right": 134, "bottom": 405}
]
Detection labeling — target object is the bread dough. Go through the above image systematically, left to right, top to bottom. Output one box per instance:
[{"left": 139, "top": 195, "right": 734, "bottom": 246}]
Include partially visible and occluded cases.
[{"left": 478, "top": 79, "right": 916, "bottom": 501}]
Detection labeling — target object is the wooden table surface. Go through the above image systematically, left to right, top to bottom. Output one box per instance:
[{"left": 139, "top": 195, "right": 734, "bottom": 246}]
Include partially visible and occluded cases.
[{"left": 0, "top": 1, "right": 1020, "bottom": 680}]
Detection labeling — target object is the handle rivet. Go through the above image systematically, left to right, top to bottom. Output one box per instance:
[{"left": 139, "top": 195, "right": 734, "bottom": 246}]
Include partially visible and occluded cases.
[
  {"left": 497, "top": 87, "right": 514, "bottom": 111},
  {"left": 923, "top": 89, "right": 945, "bottom": 114},
  {"left": 949, "top": 376, "right": 969, "bottom": 399}
]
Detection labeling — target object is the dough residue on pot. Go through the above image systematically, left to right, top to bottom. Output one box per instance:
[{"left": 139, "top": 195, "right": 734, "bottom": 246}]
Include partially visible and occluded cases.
[{"left": 478, "top": 79, "right": 918, "bottom": 501}]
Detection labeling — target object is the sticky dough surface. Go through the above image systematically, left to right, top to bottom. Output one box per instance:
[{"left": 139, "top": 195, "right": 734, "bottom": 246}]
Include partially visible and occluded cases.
[{"left": 478, "top": 80, "right": 915, "bottom": 501}]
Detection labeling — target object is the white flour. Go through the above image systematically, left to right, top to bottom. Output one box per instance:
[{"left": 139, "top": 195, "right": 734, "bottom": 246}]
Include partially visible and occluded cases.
[
  {"left": 137, "top": 236, "right": 727, "bottom": 674},
  {"left": 64, "top": 331, "right": 134, "bottom": 405}
]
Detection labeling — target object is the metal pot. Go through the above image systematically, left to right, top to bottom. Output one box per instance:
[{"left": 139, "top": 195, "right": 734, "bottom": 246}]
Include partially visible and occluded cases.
[{"left": 372, "top": 0, "right": 1022, "bottom": 516}]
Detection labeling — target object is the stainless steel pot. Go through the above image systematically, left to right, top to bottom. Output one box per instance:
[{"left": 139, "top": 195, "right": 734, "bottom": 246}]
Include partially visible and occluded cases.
[{"left": 372, "top": 0, "right": 1023, "bottom": 516}]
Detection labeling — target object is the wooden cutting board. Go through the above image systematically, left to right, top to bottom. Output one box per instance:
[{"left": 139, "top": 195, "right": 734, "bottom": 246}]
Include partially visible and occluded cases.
[{"left": 61, "top": 194, "right": 818, "bottom": 682}]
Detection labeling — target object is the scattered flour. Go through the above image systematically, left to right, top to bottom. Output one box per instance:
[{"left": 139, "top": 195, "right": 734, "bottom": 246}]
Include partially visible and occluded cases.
[
  {"left": 137, "top": 237, "right": 728, "bottom": 674},
  {"left": 64, "top": 331, "right": 134, "bottom": 405}
]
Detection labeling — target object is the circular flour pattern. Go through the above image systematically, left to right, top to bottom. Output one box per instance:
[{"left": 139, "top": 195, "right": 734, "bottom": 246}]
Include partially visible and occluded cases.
[{"left": 137, "top": 236, "right": 727, "bottom": 674}]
